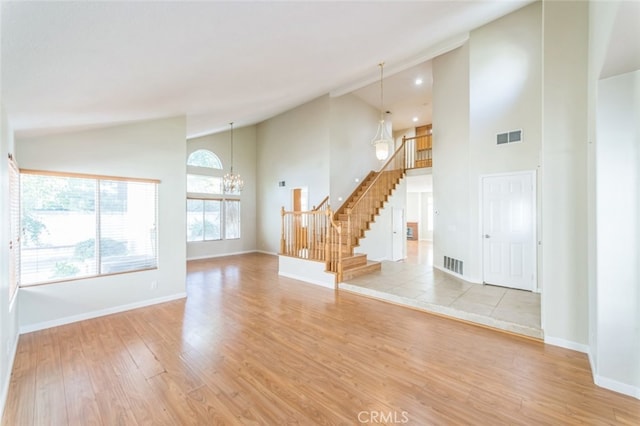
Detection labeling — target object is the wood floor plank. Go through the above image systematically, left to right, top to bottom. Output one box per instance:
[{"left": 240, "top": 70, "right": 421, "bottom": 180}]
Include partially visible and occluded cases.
[
  {"left": 3, "top": 253, "right": 640, "bottom": 425},
  {"left": 109, "top": 314, "right": 165, "bottom": 379},
  {"left": 57, "top": 323, "right": 103, "bottom": 426},
  {"left": 33, "top": 328, "right": 68, "bottom": 425},
  {"left": 1, "top": 333, "right": 37, "bottom": 425},
  {"left": 113, "top": 367, "right": 176, "bottom": 425}
]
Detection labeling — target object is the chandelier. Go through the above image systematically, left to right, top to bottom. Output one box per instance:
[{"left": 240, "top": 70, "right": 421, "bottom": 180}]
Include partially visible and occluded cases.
[
  {"left": 371, "top": 62, "right": 393, "bottom": 161},
  {"left": 223, "top": 122, "right": 244, "bottom": 194}
]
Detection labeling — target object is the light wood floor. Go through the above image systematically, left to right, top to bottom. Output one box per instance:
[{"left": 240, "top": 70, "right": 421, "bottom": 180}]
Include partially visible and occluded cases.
[{"left": 3, "top": 253, "right": 639, "bottom": 425}]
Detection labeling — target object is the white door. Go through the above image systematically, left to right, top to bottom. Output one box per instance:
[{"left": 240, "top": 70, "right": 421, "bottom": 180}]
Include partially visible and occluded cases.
[
  {"left": 482, "top": 172, "right": 535, "bottom": 291},
  {"left": 392, "top": 208, "right": 405, "bottom": 261}
]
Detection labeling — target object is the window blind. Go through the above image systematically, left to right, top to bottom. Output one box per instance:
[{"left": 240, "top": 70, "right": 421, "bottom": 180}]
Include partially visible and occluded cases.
[{"left": 20, "top": 171, "right": 158, "bottom": 285}]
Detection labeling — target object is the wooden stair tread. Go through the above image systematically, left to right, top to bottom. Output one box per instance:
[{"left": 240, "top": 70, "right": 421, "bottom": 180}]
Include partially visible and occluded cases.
[
  {"left": 341, "top": 253, "right": 368, "bottom": 269},
  {"left": 341, "top": 260, "right": 382, "bottom": 281}
]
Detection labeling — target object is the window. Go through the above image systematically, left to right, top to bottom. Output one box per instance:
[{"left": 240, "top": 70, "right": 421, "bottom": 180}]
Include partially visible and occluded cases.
[
  {"left": 186, "top": 148, "right": 241, "bottom": 242},
  {"left": 187, "top": 149, "right": 222, "bottom": 169},
  {"left": 187, "top": 149, "right": 223, "bottom": 195},
  {"left": 20, "top": 170, "right": 158, "bottom": 285},
  {"left": 187, "top": 174, "right": 222, "bottom": 195},
  {"left": 187, "top": 199, "right": 221, "bottom": 242},
  {"left": 225, "top": 200, "right": 241, "bottom": 239}
]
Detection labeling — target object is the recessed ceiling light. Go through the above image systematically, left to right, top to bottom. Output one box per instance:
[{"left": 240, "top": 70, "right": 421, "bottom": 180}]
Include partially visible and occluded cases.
[
  {"left": 415, "top": 78, "right": 423, "bottom": 85},
  {"left": 412, "top": 117, "right": 418, "bottom": 122}
]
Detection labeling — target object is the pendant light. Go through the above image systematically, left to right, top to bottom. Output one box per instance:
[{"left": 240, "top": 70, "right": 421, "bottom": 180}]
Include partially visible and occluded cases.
[
  {"left": 371, "top": 62, "right": 393, "bottom": 161},
  {"left": 223, "top": 122, "right": 244, "bottom": 194}
]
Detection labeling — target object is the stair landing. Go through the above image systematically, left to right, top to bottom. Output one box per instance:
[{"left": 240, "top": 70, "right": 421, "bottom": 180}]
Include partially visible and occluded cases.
[{"left": 341, "top": 258, "right": 381, "bottom": 281}]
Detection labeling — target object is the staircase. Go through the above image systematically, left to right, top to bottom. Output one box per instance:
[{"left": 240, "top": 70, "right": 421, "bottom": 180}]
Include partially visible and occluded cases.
[
  {"left": 280, "top": 137, "right": 409, "bottom": 284},
  {"left": 331, "top": 168, "right": 405, "bottom": 280}
]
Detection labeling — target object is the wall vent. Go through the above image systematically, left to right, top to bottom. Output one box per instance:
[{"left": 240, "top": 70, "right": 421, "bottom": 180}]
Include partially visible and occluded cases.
[
  {"left": 496, "top": 129, "right": 523, "bottom": 145},
  {"left": 443, "top": 256, "right": 464, "bottom": 275}
]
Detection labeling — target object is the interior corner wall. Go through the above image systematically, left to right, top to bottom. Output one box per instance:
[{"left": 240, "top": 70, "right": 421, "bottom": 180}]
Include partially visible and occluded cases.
[
  {"left": 541, "top": 0, "right": 589, "bottom": 348},
  {"left": 587, "top": 0, "right": 621, "bottom": 381},
  {"left": 467, "top": 1, "right": 543, "bottom": 284},
  {"left": 432, "top": 43, "right": 470, "bottom": 276},
  {"left": 595, "top": 70, "right": 640, "bottom": 397},
  {"left": 329, "top": 93, "right": 383, "bottom": 207},
  {"left": 256, "top": 96, "right": 330, "bottom": 254},
  {"left": 0, "top": 105, "right": 19, "bottom": 419},
  {"left": 15, "top": 117, "right": 187, "bottom": 330},
  {"left": 186, "top": 125, "right": 257, "bottom": 260}
]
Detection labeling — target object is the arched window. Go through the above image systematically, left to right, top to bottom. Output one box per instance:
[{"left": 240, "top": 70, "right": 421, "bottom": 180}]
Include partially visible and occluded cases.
[
  {"left": 186, "top": 147, "right": 241, "bottom": 242},
  {"left": 187, "top": 149, "right": 223, "bottom": 169},
  {"left": 187, "top": 149, "right": 224, "bottom": 194}
]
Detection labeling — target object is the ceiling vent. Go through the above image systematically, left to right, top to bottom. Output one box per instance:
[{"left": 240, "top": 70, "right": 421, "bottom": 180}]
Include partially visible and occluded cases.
[{"left": 497, "top": 129, "right": 522, "bottom": 145}]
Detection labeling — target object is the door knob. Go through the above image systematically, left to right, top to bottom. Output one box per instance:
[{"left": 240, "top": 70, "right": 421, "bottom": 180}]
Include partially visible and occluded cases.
[{"left": 484, "top": 234, "right": 491, "bottom": 239}]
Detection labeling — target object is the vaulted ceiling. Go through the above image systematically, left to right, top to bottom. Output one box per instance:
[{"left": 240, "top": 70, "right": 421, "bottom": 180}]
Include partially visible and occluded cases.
[{"left": 1, "top": 1, "right": 533, "bottom": 139}]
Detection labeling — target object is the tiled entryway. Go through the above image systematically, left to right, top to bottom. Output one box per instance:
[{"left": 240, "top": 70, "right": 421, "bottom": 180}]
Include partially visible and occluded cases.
[{"left": 340, "top": 241, "right": 542, "bottom": 339}]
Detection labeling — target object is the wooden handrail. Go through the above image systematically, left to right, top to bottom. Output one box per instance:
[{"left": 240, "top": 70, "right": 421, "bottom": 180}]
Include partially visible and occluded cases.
[
  {"left": 402, "top": 134, "right": 427, "bottom": 142},
  {"left": 346, "top": 138, "right": 406, "bottom": 211},
  {"left": 341, "top": 139, "right": 406, "bottom": 252},
  {"left": 334, "top": 171, "right": 376, "bottom": 217},
  {"left": 312, "top": 196, "right": 330, "bottom": 212}
]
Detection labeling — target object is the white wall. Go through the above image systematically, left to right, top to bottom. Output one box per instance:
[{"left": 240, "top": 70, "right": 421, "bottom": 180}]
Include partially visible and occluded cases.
[
  {"left": 541, "top": 0, "right": 589, "bottom": 349},
  {"left": 586, "top": 0, "right": 618, "bottom": 373},
  {"left": 587, "top": 0, "right": 640, "bottom": 400},
  {"left": 431, "top": 1, "right": 590, "bottom": 350},
  {"left": 468, "top": 1, "right": 542, "bottom": 284},
  {"left": 433, "top": 2, "right": 543, "bottom": 284},
  {"left": 432, "top": 42, "right": 471, "bottom": 277},
  {"left": 596, "top": 70, "right": 640, "bottom": 397},
  {"left": 329, "top": 93, "right": 382, "bottom": 206},
  {"left": 256, "top": 96, "right": 331, "bottom": 254},
  {"left": 0, "top": 105, "right": 19, "bottom": 420},
  {"left": 15, "top": 117, "right": 187, "bottom": 330},
  {"left": 186, "top": 125, "right": 257, "bottom": 260},
  {"left": 421, "top": 192, "right": 433, "bottom": 241},
  {"left": 406, "top": 193, "right": 420, "bottom": 223}
]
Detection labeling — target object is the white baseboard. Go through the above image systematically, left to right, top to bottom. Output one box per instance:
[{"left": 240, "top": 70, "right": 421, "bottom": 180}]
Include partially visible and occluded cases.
[
  {"left": 187, "top": 250, "right": 259, "bottom": 261},
  {"left": 255, "top": 250, "right": 277, "bottom": 256},
  {"left": 432, "top": 264, "right": 482, "bottom": 284},
  {"left": 278, "top": 271, "right": 336, "bottom": 290},
  {"left": 19, "top": 292, "right": 187, "bottom": 334},
  {"left": 0, "top": 332, "right": 19, "bottom": 422},
  {"left": 544, "top": 335, "right": 589, "bottom": 353},
  {"left": 587, "top": 345, "right": 640, "bottom": 400},
  {"left": 595, "top": 375, "right": 640, "bottom": 400}
]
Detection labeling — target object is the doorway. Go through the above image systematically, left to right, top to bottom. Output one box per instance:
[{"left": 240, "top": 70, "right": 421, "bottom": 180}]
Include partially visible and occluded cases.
[
  {"left": 481, "top": 171, "right": 536, "bottom": 291},
  {"left": 292, "top": 187, "right": 308, "bottom": 212},
  {"left": 392, "top": 208, "right": 405, "bottom": 261}
]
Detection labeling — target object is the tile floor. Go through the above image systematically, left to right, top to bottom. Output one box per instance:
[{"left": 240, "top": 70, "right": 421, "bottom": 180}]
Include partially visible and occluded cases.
[{"left": 340, "top": 241, "right": 542, "bottom": 339}]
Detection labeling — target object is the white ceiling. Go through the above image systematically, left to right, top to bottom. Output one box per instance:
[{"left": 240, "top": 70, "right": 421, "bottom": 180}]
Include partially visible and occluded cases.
[
  {"left": 1, "top": 1, "right": 532, "bottom": 139},
  {"left": 352, "top": 60, "right": 433, "bottom": 131}
]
